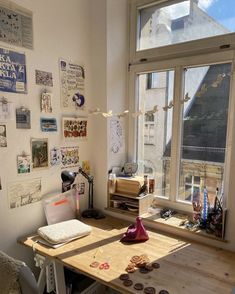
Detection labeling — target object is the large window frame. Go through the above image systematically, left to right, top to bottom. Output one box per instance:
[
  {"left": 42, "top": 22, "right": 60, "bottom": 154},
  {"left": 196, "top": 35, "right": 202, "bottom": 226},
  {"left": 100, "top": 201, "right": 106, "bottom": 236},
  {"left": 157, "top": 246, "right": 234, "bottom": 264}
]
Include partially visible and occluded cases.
[
  {"left": 129, "top": 0, "right": 235, "bottom": 65},
  {"left": 128, "top": 50, "right": 235, "bottom": 212}
]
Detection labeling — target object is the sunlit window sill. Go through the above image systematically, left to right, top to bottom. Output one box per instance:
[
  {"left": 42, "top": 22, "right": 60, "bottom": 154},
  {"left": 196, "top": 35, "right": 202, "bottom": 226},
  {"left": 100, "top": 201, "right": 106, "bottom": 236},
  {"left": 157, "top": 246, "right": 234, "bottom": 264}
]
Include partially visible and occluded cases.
[{"left": 105, "top": 208, "right": 227, "bottom": 247}]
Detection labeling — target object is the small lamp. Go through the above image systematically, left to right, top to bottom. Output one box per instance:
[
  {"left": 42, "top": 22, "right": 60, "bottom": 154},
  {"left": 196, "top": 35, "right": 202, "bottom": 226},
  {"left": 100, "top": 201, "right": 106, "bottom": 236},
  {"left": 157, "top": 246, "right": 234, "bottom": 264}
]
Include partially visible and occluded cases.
[{"left": 61, "top": 167, "right": 105, "bottom": 219}]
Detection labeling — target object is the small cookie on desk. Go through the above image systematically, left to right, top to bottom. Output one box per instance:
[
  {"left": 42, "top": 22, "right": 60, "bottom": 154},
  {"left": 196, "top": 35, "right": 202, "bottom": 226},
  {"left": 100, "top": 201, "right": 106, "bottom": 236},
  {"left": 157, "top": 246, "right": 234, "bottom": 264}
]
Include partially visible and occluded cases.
[
  {"left": 119, "top": 274, "right": 130, "bottom": 281},
  {"left": 123, "top": 279, "right": 133, "bottom": 287},
  {"left": 134, "top": 283, "right": 144, "bottom": 290},
  {"left": 144, "top": 286, "right": 156, "bottom": 294}
]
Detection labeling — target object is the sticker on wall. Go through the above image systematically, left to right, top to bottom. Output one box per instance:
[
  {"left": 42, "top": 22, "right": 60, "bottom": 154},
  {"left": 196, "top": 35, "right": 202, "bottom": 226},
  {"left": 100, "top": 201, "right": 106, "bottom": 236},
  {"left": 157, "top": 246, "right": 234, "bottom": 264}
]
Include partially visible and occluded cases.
[
  {"left": 0, "top": 4, "right": 33, "bottom": 49},
  {"left": 0, "top": 48, "right": 27, "bottom": 93},
  {"left": 59, "top": 58, "right": 85, "bottom": 111},
  {"left": 35, "top": 70, "right": 53, "bottom": 87},
  {"left": 16, "top": 107, "right": 31, "bottom": 129},
  {"left": 40, "top": 117, "right": 57, "bottom": 132},
  {"left": 62, "top": 117, "right": 87, "bottom": 140},
  {"left": 110, "top": 118, "right": 125, "bottom": 154},
  {"left": 0, "top": 124, "right": 7, "bottom": 147},
  {"left": 31, "top": 138, "right": 49, "bottom": 170},
  {"left": 60, "top": 146, "right": 79, "bottom": 168},
  {"left": 50, "top": 147, "right": 61, "bottom": 166},
  {"left": 17, "top": 155, "right": 31, "bottom": 174},
  {"left": 8, "top": 178, "right": 41, "bottom": 209}
]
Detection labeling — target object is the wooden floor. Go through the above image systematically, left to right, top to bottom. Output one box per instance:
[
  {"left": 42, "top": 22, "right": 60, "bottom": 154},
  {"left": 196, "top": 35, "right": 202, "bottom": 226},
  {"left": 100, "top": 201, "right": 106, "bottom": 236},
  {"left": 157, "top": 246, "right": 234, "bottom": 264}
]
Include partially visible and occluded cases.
[{"left": 19, "top": 216, "right": 235, "bottom": 294}]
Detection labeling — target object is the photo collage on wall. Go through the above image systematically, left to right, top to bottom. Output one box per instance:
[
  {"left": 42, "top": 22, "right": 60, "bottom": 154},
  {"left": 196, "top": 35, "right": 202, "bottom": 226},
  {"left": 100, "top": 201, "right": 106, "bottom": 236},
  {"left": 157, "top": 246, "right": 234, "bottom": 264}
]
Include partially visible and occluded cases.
[{"left": 0, "top": 3, "right": 89, "bottom": 210}]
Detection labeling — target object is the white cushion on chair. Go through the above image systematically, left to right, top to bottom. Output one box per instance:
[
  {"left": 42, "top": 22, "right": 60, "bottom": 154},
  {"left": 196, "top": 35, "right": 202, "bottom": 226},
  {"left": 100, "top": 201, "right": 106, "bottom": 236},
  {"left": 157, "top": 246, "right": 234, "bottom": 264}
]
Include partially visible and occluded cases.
[{"left": 37, "top": 219, "right": 91, "bottom": 245}]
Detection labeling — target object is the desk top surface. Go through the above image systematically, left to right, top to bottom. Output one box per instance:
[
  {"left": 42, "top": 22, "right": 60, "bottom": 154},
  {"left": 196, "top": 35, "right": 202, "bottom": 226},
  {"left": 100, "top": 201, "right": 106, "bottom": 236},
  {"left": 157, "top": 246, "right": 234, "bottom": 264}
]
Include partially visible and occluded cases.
[{"left": 18, "top": 216, "right": 235, "bottom": 294}]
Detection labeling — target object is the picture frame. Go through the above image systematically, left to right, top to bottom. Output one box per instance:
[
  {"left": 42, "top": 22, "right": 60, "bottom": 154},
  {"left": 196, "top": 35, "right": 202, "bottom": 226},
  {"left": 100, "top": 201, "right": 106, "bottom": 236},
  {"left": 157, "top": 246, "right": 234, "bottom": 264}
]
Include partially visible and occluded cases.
[{"left": 31, "top": 138, "right": 49, "bottom": 170}]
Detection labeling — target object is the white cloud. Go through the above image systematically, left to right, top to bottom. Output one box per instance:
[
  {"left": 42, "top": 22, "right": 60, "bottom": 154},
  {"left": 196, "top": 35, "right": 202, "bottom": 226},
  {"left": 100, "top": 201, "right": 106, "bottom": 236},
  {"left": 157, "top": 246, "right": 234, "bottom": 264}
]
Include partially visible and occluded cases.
[{"left": 198, "top": 0, "right": 215, "bottom": 10}]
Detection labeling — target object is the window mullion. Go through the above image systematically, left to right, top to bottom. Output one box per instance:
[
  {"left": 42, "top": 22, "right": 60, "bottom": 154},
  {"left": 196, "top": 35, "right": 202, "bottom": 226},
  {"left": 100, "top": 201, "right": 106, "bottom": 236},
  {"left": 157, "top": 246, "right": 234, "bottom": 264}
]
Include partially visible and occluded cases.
[{"left": 169, "top": 66, "right": 184, "bottom": 202}]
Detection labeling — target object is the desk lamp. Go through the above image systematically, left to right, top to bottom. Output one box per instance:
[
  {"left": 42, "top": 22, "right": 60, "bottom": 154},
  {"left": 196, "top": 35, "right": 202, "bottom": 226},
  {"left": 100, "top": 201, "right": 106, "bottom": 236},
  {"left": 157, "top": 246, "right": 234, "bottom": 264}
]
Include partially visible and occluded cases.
[{"left": 61, "top": 167, "right": 105, "bottom": 219}]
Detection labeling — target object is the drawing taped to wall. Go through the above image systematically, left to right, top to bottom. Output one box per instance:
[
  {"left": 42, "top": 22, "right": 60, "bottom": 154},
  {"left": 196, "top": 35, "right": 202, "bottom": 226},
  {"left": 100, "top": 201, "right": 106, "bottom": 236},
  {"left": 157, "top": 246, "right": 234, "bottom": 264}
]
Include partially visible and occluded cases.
[
  {"left": 0, "top": 4, "right": 33, "bottom": 49},
  {"left": 0, "top": 48, "right": 27, "bottom": 93},
  {"left": 59, "top": 58, "right": 85, "bottom": 111},
  {"left": 36, "top": 70, "right": 53, "bottom": 87},
  {"left": 41, "top": 92, "right": 52, "bottom": 113},
  {"left": 16, "top": 107, "right": 31, "bottom": 129},
  {"left": 40, "top": 117, "right": 57, "bottom": 132},
  {"left": 62, "top": 117, "right": 88, "bottom": 140},
  {"left": 110, "top": 118, "right": 125, "bottom": 154},
  {"left": 0, "top": 124, "right": 7, "bottom": 147},
  {"left": 31, "top": 138, "right": 49, "bottom": 170},
  {"left": 61, "top": 146, "right": 79, "bottom": 168},
  {"left": 50, "top": 147, "right": 61, "bottom": 166},
  {"left": 17, "top": 155, "right": 31, "bottom": 174},
  {"left": 8, "top": 178, "right": 41, "bottom": 209}
]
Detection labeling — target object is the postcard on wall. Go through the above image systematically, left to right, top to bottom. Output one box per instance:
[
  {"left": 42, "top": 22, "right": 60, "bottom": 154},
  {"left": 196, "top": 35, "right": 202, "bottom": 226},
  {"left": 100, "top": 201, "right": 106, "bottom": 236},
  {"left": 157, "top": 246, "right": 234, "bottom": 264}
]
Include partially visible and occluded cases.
[
  {"left": 0, "top": 3, "right": 33, "bottom": 49},
  {"left": 0, "top": 48, "right": 27, "bottom": 93},
  {"left": 59, "top": 58, "right": 85, "bottom": 111},
  {"left": 36, "top": 70, "right": 53, "bottom": 87},
  {"left": 41, "top": 92, "right": 52, "bottom": 113},
  {"left": 0, "top": 100, "right": 14, "bottom": 121},
  {"left": 16, "top": 107, "right": 31, "bottom": 129},
  {"left": 40, "top": 117, "right": 57, "bottom": 132},
  {"left": 62, "top": 117, "right": 88, "bottom": 140},
  {"left": 110, "top": 118, "right": 125, "bottom": 154},
  {"left": 0, "top": 124, "right": 7, "bottom": 147},
  {"left": 31, "top": 138, "right": 49, "bottom": 170},
  {"left": 61, "top": 146, "right": 79, "bottom": 168},
  {"left": 50, "top": 147, "right": 61, "bottom": 166},
  {"left": 17, "top": 155, "right": 31, "bottom": 174},
  {"left": 8, "top": 178, "right": 41, "bottom": 209},
  {"left": 77, "top": 182, "right": 85, "bottom": 196}
]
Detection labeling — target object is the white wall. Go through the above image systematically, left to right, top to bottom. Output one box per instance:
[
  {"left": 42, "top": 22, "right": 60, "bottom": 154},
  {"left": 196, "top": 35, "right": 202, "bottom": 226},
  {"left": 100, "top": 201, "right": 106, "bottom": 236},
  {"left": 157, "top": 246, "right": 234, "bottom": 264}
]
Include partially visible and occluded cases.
[{"left": 0, "top": 0, "right": 92, "bottom": 268}]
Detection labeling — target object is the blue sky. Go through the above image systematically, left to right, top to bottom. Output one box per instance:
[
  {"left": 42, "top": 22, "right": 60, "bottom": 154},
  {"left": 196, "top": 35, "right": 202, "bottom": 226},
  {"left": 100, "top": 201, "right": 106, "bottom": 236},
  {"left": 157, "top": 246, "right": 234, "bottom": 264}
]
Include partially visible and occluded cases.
[{"left": 205, "top": 0, "right": 235, "bottom": 32}]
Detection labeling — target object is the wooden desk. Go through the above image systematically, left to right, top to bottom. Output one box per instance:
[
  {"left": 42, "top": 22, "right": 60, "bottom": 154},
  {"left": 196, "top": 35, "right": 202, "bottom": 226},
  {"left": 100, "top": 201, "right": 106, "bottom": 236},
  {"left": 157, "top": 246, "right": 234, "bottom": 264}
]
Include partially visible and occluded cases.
[{"left": 18, "top": 216, "right": 235, "bottom": 294}]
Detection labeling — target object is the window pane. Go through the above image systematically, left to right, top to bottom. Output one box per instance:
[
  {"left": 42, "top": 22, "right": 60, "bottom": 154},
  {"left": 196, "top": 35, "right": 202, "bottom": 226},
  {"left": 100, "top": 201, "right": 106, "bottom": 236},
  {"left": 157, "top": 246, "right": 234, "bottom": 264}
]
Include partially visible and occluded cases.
[
  {"left": 138, "top": 0, "right": 234, "bottom": 51},
  {"left": 178, "top": 63, "right": 231, "bottom": 205},
  {"left": 137, "top": 70, "right": 174, "bottom": 198}
]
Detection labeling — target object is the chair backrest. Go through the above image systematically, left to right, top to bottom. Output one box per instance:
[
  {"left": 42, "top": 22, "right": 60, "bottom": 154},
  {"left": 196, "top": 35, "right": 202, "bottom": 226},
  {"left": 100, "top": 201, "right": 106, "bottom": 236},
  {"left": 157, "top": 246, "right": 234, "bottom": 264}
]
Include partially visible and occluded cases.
[
  {"left": 0, "top": 251, "right": 38, "bottom": 294},
  {"left": 19, "top": 264, "right": 39, "bottom": 294}
]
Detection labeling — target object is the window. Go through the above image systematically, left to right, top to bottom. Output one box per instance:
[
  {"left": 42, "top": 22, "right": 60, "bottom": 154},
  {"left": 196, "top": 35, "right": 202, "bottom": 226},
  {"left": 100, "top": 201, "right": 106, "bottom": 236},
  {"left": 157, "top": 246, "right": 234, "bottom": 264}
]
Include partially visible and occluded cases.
[
  {"left": 129, "top": 0, "right": 235, "bottom": 213},
  {"left": 137, "top": 0, "right": 235, "bottom": 51}
]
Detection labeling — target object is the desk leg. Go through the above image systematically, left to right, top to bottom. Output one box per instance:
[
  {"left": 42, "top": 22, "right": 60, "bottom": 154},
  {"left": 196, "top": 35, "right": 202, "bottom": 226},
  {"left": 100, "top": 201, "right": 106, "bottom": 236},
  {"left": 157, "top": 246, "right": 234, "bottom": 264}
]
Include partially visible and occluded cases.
[{"left": 53, "top": 261, "right": 66, "bottom": 294}]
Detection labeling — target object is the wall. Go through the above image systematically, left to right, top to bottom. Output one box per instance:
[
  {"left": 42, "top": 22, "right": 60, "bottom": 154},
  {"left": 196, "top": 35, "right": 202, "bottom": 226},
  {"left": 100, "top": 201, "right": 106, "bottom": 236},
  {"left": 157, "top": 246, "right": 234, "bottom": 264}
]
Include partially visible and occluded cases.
[{"left": 0, "top": 0, "right": 92, "bottom": 268}]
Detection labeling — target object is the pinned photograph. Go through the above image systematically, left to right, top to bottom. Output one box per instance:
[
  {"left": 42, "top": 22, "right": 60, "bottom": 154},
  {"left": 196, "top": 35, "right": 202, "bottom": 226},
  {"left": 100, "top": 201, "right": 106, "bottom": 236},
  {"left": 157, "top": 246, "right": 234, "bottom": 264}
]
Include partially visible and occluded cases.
[
  {"left": 35, "top": 70, "right": 53, "bottom": 87},
  {"left": 41, "top": 92, "right": 52, "bottom": 113},
  {"left": 16, "top": 107, "right": 31, "bottom": 129},
  {"left": 62, "top": 117, "right": 88, "bottom": 140},
  {"left": 40, "top": 118, "right": 57, "bottom": 132},
  {"left": 0, "top": 124, "right": 7, "bottom": 147},
  {"left": 31, "top": 138, "right": 49, "bottom": 170},
  {"left": 61, "top": 146, "right": 79, "bottom": 168},
  {"left": 50, "top": 147, "right": 61, "bottom": 166},
  {"left": 17, "top": 155, "right": 31, "bottom": 174},
  {"left": 8, "top": 178, "right": 41, "bottom": 209},
  {"left": 77, "top": 182, "right": 85, "bottom": 195}
]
